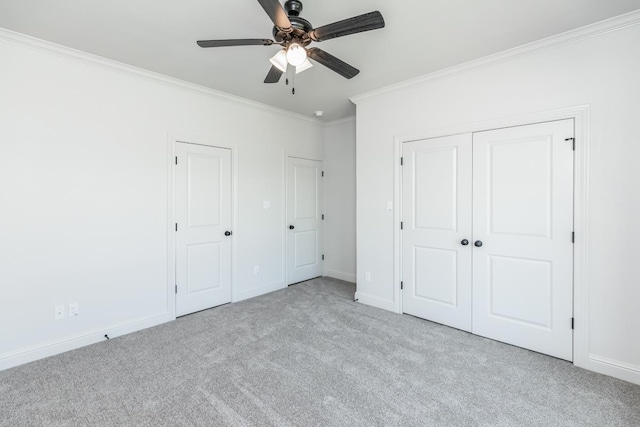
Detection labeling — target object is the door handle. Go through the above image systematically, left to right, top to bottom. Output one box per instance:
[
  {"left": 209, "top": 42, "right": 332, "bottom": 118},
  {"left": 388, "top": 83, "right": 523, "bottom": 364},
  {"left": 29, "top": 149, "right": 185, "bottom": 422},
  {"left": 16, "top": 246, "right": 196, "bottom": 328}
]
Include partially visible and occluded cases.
[
  {"left": 289, "top": 225, "right": 295, "bottom": 230},
  {"left": 224, "top": 231, "right": 232, "bottom": 237},
  {"left": 461, "top": 239, "right": 469, "bottom": 246},
  {"left": 474, "top": 240, "right": 483, "bottom": 247}
]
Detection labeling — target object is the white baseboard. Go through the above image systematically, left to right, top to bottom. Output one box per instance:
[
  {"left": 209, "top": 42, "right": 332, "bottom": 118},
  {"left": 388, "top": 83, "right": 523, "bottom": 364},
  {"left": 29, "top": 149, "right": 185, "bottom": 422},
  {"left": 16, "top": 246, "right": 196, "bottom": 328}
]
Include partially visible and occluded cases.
[
  {"left": 324, "top": 270, "right": 356, "bottom": 283},
  {"left": 234, "top": 281, "right": 286, "bottom": 302},
  {"left": 354, "top": 291, "right": 396, "bottom": 312},
  {"left": 0, "top": 313, "right": 173, "bottom": 372},
  {"left": 588, "top": 354, "right": 640, "bottom": 386}
]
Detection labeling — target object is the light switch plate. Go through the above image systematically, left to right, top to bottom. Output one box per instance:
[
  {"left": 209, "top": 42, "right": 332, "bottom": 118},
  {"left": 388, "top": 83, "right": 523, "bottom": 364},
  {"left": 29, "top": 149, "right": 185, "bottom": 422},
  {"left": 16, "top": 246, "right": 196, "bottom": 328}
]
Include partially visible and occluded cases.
[{"left": 69, "top": 303, "right": 79, "bottom": 317}]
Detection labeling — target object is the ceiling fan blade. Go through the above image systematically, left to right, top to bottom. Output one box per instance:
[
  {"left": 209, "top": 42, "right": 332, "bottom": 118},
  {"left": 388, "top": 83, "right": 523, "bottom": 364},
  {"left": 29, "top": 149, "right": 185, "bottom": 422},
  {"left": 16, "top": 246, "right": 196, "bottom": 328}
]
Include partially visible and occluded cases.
[
  {"left": 256, "top": 0, "right": 292, "bottom": 30},
  {"left": 309, "top": 11, "right": 385, "bottom": 42},
  {"left": 197, "top": 39, "right": 274, "bottom": 48},
  {"left": 307, "top": 48, "right": 359, "bottom": 79},
  {"left": 264, "top": 65, "right": 283, "bottom": 84}
]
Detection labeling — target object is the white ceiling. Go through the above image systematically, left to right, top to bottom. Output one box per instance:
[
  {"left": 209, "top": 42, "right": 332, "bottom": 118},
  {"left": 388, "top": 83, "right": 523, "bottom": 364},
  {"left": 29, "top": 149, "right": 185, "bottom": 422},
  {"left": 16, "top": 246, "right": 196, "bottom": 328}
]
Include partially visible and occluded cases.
[{"left": 1, "top": 0, "right": 638, "bottom": 121}]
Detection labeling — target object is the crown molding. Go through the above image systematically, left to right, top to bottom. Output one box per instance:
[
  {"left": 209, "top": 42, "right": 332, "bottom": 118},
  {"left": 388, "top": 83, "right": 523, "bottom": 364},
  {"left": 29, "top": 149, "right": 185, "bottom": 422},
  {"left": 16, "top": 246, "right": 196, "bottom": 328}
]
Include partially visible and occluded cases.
[
  {"left": 351, "top": 9, "right": 640, "bottom": 104},
  {"left": 0, "top": 27, "right": 324, "bottom": 126},
  {"left": 324, "top": 115, "right": 356, "bottom": 127}
]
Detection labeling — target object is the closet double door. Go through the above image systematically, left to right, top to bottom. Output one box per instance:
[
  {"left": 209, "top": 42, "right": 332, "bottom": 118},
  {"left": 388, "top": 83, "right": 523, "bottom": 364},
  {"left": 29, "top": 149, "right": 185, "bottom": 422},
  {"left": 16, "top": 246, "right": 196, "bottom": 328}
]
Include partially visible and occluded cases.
[{"left": 402, "top": 120, "right": 574, "bottom": 360}]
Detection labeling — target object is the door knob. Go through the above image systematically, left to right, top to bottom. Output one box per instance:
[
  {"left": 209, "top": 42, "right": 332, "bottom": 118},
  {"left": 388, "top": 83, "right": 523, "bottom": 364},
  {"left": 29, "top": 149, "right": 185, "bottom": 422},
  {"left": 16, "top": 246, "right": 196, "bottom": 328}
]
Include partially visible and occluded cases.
[
  {"left": 289, "top": 225, "right": 295, "bottom": 230},
  {"left": 224, "top": 231, "right": 232, "bottom": 236},
  {"left": 461, "top": 239, "right": 469, "bottom": 246},
  {"left": 474, "top": 240, "right": 483, "bottom": 247}
]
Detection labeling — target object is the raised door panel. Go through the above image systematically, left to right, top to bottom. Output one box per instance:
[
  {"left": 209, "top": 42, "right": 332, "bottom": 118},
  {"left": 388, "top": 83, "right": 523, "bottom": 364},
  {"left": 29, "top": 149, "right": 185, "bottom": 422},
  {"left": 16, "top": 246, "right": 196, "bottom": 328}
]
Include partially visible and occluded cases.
[{"left": 187, "top": 154, "right": 221, "bottom": 228}]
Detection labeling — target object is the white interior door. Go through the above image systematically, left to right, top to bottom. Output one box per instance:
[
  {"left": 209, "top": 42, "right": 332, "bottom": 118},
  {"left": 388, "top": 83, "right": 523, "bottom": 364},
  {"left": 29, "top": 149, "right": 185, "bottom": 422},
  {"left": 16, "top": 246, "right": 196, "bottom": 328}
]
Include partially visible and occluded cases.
[
  {"left": 472, "top": 119, "right": 574, "bottom": 360},
  {"left": 402, "top": 134, "right": 473, "bottom": 331},
  {"left": 175, "top": 142, "right": 232, "bottom": 316},
  {"left": 287, "top": 157, "right": 323, "bottom": 285}
]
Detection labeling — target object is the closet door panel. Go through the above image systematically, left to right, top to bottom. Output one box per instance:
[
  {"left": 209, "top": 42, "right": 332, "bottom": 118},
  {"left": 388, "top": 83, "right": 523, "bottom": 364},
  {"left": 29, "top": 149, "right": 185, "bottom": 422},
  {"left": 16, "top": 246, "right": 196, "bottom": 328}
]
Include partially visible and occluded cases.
[
  {"left": 472, "top": 119, "right": 574, "bottom": 361},
  {"left": 402, "top": 134, "right": 473, "bottom": 331}
]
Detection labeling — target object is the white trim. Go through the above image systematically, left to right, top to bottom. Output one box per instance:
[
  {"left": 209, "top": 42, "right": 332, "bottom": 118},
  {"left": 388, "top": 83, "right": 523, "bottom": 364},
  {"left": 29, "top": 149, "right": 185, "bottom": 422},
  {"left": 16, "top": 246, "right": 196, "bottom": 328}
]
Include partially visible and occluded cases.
[
  {"left": 351, "top": 10, "right": 640, "bottom": 104},
  {"left": 0, "top": 28, "right": 323, "bottom": 126},
  {"left": 394, "top": 105, "right": 590, "bottom": 368},
  {"left": 324, "top": 116, "right": 356, "bottom": 127},
  {"left": 167, "top": 133, "right": 239, "bottom": 306},
  {"left": 393, "top": 137, "right": 403, "bottom": 314},
  {"left": 324, "top": 270, "right": 356, "bottom": 283},
  {"left": 234, "top": 281, "right": 286, "bottom": 302},
  {"left": 354, "top": 292, "right": 396, "bottom": 312},
  {"left": 0, "top": 313, "right": 172, "bottom": 371},
  {"left": 589, "top": 355, "right": 640, "bottom": 385}
]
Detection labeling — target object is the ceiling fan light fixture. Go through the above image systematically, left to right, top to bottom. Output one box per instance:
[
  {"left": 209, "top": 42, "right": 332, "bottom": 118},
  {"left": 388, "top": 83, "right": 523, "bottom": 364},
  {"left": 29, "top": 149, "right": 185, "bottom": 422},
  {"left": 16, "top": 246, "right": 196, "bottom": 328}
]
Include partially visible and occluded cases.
[
  {"left": 286, "top": 43, "right": 307, "bottom": 67},
  {"left": 269, "top": 50, "right": 288, "bottom": 72},
  {"left": 295, "top": 58, "right": 313, "bottom": 74}
]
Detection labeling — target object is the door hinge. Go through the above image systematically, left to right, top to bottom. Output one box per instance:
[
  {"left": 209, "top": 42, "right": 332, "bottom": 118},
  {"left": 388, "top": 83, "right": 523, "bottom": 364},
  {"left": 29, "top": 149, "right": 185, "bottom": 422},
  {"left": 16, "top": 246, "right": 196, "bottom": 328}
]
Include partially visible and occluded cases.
[
  {"left": 565, "top": 137, "right": 575, "bottom": 151},
  {"left": 175, "top": 156, "right": 178, "bottom": 165},
  {"left": 400, "top": 157, "right": 404, "bottom": 166},
  {"left": 322, "top": 214, "right": 325, "bottom": 220},
  {"left": 400, "top": 221, "right": 404, "bottom": 230},
  {"left": 175, "top": 223, "right": 178, "bottom": 232},
  {"left": 572, "top": 232, "right": 575, "bottom": 243},
  {"left": 322, "top": 254, "right": 325, "bottom": 261},
  {"left": 400, "top": 281, "right": 404, "bottom": 290},
  {"left": 175, "top": 284, "right": 177, "bottom": 294},
  {"left": 571, "top": 317, "right": 574, "bottom": 329}
]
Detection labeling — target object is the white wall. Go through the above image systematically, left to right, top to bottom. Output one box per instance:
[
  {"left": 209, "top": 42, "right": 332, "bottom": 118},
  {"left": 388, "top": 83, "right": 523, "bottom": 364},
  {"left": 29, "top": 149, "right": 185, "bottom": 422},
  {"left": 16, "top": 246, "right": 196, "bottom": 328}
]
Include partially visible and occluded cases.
[
  {"left": 352, "top": 16, "right": 640, "bottom": 385},
  {"left": 0, "top": 31, "right": 323, "bottom": 369},
  {"left": 323, "top": 117, "right": 357, "bottom": 283}
]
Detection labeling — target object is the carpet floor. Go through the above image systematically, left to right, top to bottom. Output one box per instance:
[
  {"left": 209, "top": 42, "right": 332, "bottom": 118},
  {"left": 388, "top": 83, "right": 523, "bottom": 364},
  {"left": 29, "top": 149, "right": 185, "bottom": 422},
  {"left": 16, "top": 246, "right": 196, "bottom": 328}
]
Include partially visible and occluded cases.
[{"left": 1, "top": 277, "right": 639, "bottom": 426}]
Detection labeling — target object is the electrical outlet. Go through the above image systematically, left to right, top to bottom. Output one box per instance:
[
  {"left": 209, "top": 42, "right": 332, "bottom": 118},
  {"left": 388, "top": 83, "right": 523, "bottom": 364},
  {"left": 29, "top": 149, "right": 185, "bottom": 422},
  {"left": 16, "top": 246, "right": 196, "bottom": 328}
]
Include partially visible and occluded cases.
[
  {"left": 254, "top": 266, "right": 260, "bottom": 275},
  {"left": 365, "top": 272, "right": 371, "bottom": 282},
  {"left": 69, "top": 303, "right": 79, "bottom": 317},
  {"left": 55, "top": 305, "right": 64, "bottom": 320}
]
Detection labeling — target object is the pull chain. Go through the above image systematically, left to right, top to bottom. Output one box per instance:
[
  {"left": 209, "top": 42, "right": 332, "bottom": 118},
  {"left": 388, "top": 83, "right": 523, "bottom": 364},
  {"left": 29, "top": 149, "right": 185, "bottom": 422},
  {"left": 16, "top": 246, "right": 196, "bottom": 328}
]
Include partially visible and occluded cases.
[{"left": 284, "top": 65, "right": 296, "bottom": 95}]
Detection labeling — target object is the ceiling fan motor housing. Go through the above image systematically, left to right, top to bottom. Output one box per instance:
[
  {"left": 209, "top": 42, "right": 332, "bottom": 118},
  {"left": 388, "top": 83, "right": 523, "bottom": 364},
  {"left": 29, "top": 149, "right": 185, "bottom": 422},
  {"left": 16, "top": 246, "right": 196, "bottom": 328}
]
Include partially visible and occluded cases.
[{"left": 273, "top": 0, "right": 313, "bottom": 44}]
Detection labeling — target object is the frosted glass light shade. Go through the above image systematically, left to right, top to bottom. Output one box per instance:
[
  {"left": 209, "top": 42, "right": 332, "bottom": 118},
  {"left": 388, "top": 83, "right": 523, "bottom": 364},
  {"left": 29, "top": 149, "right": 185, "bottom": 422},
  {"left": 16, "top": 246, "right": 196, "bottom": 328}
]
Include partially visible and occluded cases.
[
  {"left": 286, "top": 43, "right": 307, "bottom": 67},
  {"left": 269, "top": 50, "right": 287, "bottom": 72},
  {"left": 295, "top": 58, "right": 313, "bottom": 74}
]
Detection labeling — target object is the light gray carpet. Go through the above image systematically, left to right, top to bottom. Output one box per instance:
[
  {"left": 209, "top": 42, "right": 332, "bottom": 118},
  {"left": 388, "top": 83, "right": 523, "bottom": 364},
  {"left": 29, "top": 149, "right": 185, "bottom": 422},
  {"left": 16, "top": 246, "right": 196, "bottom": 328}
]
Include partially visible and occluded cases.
[{"left": 1, "top": 278, "right": 639, "bottom": 426}]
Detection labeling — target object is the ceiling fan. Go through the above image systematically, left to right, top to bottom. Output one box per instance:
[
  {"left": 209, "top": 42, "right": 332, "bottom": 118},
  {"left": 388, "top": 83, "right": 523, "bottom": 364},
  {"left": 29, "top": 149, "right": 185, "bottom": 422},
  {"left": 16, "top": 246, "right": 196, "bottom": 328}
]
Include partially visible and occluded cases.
[{"left": 197, "top": 0, "right": 385, "bottom": 84}]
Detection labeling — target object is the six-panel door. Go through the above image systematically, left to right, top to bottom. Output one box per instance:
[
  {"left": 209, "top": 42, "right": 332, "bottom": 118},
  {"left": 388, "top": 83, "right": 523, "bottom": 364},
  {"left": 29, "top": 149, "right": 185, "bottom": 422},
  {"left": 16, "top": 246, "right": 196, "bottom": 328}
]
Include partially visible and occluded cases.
[{"left": 175, "top": 143, "right": 232, "bottom": 317}]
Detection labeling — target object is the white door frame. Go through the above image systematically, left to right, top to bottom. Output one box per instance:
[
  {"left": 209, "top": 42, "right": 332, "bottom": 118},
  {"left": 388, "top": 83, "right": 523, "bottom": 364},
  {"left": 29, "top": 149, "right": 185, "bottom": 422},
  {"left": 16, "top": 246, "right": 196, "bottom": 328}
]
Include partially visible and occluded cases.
[
  {"left": 393, "top": 105, "right": 590, "bottom": 369},
  {"left": 167, "top": 133, "right": 239, "bottom": 319},
  {"left": 284, "top": 152, "right": 324, "bottom": 286}
]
